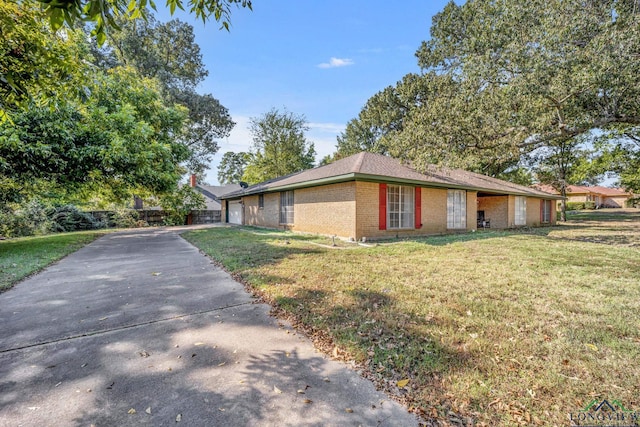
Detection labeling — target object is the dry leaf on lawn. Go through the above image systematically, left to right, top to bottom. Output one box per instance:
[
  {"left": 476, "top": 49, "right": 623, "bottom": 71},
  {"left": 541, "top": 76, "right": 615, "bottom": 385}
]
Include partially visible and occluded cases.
[{"left": 397, "top": 379, "right": 410, "bottom": 388}]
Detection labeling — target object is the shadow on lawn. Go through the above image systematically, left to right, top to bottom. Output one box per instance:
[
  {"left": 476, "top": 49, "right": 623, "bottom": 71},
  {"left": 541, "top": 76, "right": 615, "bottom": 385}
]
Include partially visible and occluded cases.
[{"left": 273, "top": 287, "right": 474, "bottom": 421}]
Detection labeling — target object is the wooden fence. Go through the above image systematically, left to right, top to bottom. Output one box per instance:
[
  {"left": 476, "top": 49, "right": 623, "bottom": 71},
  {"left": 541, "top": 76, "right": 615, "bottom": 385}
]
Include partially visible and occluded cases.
[{"left": 89, "top": 210, "right": 221, "bottom": 227}]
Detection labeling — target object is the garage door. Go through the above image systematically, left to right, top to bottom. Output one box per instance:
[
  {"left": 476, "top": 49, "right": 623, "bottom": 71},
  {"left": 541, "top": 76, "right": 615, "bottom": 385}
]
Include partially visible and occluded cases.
[{"left": 228, "top": 200, "right": 243, "bottom": 225}]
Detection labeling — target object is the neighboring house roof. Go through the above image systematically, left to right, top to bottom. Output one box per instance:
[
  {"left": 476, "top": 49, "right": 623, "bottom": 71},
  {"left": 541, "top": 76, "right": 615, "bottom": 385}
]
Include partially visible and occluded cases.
[
  {"left": 221, "top": 152, "right": 563, "bottom": 199},
  {"left": 195, "top": 183, "right": 242, "bottom": 210},
  {"left": 532, "top": 184, "right": 631, "bottom": 197},
  {"left": 587, "top": 186, "right": 631, "bottom": 197}
]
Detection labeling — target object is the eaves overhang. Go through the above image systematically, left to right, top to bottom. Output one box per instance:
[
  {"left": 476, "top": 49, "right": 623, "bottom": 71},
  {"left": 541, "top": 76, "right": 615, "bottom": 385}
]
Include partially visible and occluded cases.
[{"left": 219, "top": 173, "right": 565, "bottom": 200}]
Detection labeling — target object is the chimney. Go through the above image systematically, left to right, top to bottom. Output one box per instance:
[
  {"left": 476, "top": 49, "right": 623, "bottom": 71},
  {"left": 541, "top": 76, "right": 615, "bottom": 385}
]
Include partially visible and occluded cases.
[{"left": 190, "top": 174, "right": 197, "bottom": 187}]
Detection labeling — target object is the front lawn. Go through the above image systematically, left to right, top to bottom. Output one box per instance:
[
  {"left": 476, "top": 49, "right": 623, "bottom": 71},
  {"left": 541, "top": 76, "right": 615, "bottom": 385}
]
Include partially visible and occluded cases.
[
  {"left": 183, "top": 213, "right": 640, "bottom": 426},
  {"left": 0, "top": 231, "right": 108, "bottom": 292}
]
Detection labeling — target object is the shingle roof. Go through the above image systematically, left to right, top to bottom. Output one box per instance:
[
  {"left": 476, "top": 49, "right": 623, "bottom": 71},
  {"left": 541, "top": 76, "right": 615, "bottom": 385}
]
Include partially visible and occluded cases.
[
  {"left": 221, "top": 152, "right": 563, "bottom": 199},
  {"left": 195, "top": 184, "right": 242, "bottom": 210},
  {"left": 533, "top": 184, "right": 631, "bottom": 197},
  {"left": 588, "top": 186, "right": 631, "bottom": 196}
]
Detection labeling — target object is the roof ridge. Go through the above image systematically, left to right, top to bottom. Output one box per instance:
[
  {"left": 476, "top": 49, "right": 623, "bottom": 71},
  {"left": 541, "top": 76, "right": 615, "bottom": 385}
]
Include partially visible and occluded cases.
[{"left": 352, "top": 151, "right": 367, "bottom": 172}]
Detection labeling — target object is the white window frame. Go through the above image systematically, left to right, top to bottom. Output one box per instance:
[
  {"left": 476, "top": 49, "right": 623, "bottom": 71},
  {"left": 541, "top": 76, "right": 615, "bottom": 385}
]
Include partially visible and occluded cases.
[
  {"left": 387, "top": 185, "right": 414, "bottom": 229},
  {"left": 447, "top": 190, "right": 467, "bottom": 229},
  {"left": 279, "top": 191, "right": 294, "bottom": 224},
  {"left": 515, "top": 196, "right": 527, "bottom": 226},
  {"left": 541, "top": 200, "right": 551, "bottom": 223}
]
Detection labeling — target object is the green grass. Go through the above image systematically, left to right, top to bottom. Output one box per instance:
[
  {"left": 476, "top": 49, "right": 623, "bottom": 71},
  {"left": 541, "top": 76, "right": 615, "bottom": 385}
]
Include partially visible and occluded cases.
[
  {"left": 184, "top": 213, "right": 640, "bottom": 427},
  {"left": 0, "top": 231, "right": 108, "bottom": 292}
]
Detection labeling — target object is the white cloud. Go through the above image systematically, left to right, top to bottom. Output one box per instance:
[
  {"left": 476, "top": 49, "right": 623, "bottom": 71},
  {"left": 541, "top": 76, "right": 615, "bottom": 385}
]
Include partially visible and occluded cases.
[{"left": 317, "top": 57, "right": 355, "bottom": 69}]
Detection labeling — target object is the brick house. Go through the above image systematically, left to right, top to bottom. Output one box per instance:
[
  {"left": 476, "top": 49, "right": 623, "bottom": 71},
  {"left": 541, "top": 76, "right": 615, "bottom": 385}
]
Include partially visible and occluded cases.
[
  {"left": 219, "top": 152, "right": 563, "bottom": 241},
  {"left": 533, "top": 184, "right": 634, "bottom": 208}
]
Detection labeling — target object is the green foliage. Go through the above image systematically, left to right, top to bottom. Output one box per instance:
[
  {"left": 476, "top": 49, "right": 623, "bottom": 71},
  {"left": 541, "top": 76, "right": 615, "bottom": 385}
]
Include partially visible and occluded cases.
[
  {"left": 37, "top": 0, "right": 252, "bottom": 46},
  {"left": 338, "top": 0, "right": 640, "bottom": 213},
  {"left": 0, "top": 1, "right": 87, "bottom": 120},
  {"left": 94, "top": 15, "right": 235, "bottom": 174},
  {"left": 0, "top": 66, "right": 190, "bottom": 205},
  {"left": 243, "top": 108, "right": 316, "bottom": 184},
  {"left": 598, "top": 134, "right": 640, "bottom": 193},
  {"left": 217, "top": 151, "right": 249, "bottom": 184},
  {"left": 495, "top": 167, "right": 533, "bottom": 187},
  {"left": 159, "top": 185, "right": 206, "bottom": 225},
  {"left": 0, "top": 199, "right": 51, "bottom": 238},
  {"left": 567, "top": 202, "right": 586, "bottom": 211},
  {"left": 47, "top": 205, "right": 102, "bottom": 232},
  {"left": 106, "top": 209, "right": 148, "bottom": 228}
]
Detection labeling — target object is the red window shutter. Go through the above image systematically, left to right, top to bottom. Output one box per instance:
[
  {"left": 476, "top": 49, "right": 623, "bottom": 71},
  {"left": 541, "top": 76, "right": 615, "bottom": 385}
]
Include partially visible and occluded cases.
[
  {"left": 379, "top": 184, "right": 387, "bottom": 230},
  {"left": 415, "top": 187, "right": 422, "bottom": 228}
]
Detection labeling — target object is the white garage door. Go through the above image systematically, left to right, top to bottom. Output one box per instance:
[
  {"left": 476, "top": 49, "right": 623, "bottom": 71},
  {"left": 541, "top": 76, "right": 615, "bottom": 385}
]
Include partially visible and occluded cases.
[{"left": 228, "top": 200, "right": 243, "bottom": 225}]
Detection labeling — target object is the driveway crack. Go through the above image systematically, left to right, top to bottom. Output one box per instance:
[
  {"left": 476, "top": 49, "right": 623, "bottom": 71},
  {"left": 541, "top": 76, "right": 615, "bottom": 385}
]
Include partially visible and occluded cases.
[{"left": 0, "top": 301, "right": 252, "bottom": 354}]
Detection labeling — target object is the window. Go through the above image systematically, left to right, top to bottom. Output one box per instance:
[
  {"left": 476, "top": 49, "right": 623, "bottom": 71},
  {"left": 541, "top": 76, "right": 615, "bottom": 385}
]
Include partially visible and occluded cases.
[
  {"left": 387, "top": 185, "right": 414, "bottom": 229},
  {"left": 447, "top": 190, "right": 467, "bottom": 229},
  {"left": 279, "top": 191, "right": 294, "bottom": 224},
  {"left": 258, "top": 194, "right": 264, "bottom": 209},
  {"left": 515, "top": 196, "right": 526, "bottom": 225},
  {"left": 541, "top": 200, "right": 551, "bottom": 223}
]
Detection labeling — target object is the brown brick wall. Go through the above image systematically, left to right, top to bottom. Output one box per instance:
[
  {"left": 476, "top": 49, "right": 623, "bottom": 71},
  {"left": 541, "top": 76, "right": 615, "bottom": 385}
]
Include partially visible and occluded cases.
[
  {"left": 227, "top": 180, "right": 558, "bottom": 238},
  {"left": 291, "top": 182, "right": 357, "bottom": 238},
  {"left": 355, "top": 182, "right": 459, "bottom": 240},
  {"left": 422, "top": 187, "right": 449, "bottom": 234},
  {"left": 466, "top": 191, "right": 478, "bottom": 231},
  {"left": 244, "top": 193, "right": 281, "bottom": 228},
  {"left": 478, "top": 196, "right": 509, "bottom": 229},
  {"left": 526, "top": 197, "right": 542, "bottom": 226},
  {"left": 526, "top": 197, "right": 558, "bottom": 226}
]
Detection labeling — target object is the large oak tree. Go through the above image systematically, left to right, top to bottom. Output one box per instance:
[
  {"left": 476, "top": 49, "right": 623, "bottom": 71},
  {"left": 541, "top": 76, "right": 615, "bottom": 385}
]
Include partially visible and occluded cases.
[{"left": 338, "top": 0, "right": 640, "bottom": 218}]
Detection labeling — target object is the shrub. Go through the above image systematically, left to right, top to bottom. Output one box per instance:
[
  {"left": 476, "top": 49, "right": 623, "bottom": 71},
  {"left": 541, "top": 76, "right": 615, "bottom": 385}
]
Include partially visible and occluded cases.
[
  {"left": 0, "top": 199, "right": 53, "bottom": 237},
  {"left": 584, "top": 201, "right": 596, "bottom": 210},
  {"left": 566, "top": 202, "right": 585, "bottom": 210},
  {"left": 47, "top": 205, "right": 102, "bottom": 232},
  {"left": 107, "top": 209, "right": 148, "bottom": 228}
]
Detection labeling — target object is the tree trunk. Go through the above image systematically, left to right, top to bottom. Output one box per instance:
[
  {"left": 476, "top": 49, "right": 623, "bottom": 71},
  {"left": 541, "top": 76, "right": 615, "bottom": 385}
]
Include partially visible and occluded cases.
[{"left": 560, "top": 183, "right": 567, "bottom": 222}]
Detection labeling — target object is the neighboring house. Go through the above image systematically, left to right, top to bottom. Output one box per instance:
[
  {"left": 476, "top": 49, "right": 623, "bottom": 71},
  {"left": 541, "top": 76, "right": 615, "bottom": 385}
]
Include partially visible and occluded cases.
[
  {"left": 219, "top": 152, "right": 563, "bottom": 241},
  {"left": 189, "top": 175, "right": 242, "bottom": 211},
  {"left": 188, "top": 176, "right": 242, "bottom": 224},
  {"left": 533, "top": 184, "right": 634, "bottom": 208}
]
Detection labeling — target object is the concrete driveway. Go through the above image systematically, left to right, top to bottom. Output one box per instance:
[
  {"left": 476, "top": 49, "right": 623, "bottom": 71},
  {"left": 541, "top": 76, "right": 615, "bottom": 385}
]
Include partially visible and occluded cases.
[{"left": 0, "top": 228, "right": 420, "bottom": 426}]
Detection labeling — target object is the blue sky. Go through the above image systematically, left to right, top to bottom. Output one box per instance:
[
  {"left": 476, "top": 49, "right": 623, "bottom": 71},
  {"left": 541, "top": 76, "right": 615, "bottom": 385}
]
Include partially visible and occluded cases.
[{"left": 157, "top": 1, "right": 453, "bottom": 185}]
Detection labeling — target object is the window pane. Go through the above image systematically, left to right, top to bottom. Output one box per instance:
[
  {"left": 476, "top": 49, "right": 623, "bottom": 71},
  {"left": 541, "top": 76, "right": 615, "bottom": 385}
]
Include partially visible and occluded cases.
[
  {"left": 387, "top": 185, "right": 414, "bottom": 229},
  {"left": 447, "top": 190, "right": 466, "bottom": 229},
  {"left": 280, "top": 191, "right": 294, "bottom": 224},
  {"left": 515, "top": 196, "right": 526, "bottom": 225},
  {"left": 542, "top": 200, "right": 551, "bottom": 223}
]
